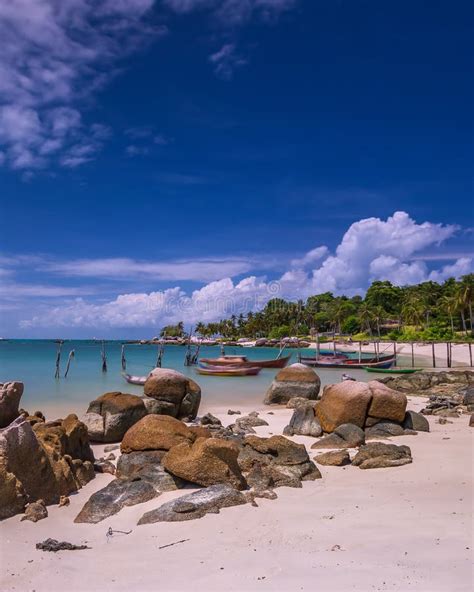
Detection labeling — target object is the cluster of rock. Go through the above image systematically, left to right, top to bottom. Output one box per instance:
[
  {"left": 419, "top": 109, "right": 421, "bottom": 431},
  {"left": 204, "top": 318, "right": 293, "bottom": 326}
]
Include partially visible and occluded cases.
[
  {"left": 82, "top": 369, "right": 201, "bottom": 442},
  {"left": 378, "top": 370, "right": 473, "bottom": 395},
  {"left": 281, "top": 377, "right": 428, "bottom": 440},
  {"left": 0, "top": 410, "right": 95, "bottom": 520},
  {"left": 74, "top": 412, "right": 321, "bottom": 524},
  {"left": 314, "top": 441, "right": 413, "bottom": 469}
]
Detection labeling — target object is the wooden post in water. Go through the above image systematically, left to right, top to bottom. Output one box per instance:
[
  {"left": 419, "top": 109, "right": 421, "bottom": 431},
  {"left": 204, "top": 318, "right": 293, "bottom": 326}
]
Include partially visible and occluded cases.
[
  {"left": 316, "top": 332, "right": 320, "bottom": 360},
  {"left": 333, "top": 333, "right": 337, "bottom": 357},
  {"left": 101, "top": 340, "right": 107, "bottom": 372},
  {"left": 358, "top": 340, "right": 362, "bottom": 363},
  {"left": 374, "top": 340, "right": 378, "bottom": 361},
  {"left": 54, "top": 341, "right": 63, "bottom": 379},
  {"left": 393, "top": 341, "right": 397, "bottom": 366},
  {"left": 411, "top": 342, "right": 414, "bottom": 367},
  {"left": 431, "top": 342, "right": 436, "bottom": 368},
  {"left": 446, "top": 342, "right": 450, "bottom": 368},
  {"left": 448, "top": 342, "right": 452, "bottom": 368},
  {"left": 469, "top": 342, "right": 473, "bottom": 367},
  {"left": 121, "top": 345, "right": 126, "bottom": 371},
  {"left": 64, "top": 350, "right": 75, "bottom": 378}
]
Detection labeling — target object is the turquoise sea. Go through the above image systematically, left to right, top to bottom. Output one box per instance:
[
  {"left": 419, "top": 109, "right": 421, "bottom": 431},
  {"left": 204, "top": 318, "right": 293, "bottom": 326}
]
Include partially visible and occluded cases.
[{"left": 0, "top": 340, "right": 412, "bottom": 418}]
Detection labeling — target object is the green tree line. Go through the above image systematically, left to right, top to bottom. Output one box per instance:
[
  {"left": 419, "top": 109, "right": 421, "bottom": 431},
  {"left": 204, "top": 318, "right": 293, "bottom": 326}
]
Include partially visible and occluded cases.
[{"left": 161, "top": 274, "right": 474, "bottom": 342}]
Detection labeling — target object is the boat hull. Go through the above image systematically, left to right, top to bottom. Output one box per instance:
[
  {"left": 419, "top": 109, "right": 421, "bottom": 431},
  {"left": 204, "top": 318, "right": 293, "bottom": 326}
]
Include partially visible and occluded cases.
[
  {"left": 199, "top": 354, "right": 291, "bottom": 369},
  {"left": 310, "top": 357, "right": 396, "bottom": 369},
  {"left": 196, "top": 365, "right": 262, "bottom": 376},
  {"left": 364, "top": 367, "right": 421, "bottom": 374},
  {"left": 122, "top": 373, "right": 147, "bottom": 385}
]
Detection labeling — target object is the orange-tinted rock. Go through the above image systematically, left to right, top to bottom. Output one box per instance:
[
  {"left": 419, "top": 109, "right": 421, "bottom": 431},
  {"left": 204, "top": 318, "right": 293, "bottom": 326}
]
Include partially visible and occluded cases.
[
  {"left": 315, "top": 381, "right": 372, "bottom": 432},
  {"left": 366, "top": 381, "right": 407, "bottom": 423},
  {"left": 121, "top": 415, "right": 194, "bottom": 454},
  {"left": 163, "top": 437, "right": 246, "bottom": 490}
]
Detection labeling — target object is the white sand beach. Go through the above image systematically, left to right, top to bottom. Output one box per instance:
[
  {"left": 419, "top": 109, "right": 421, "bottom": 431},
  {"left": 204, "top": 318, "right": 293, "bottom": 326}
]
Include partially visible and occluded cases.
[{"left": 1, "top": 394, "right": 472, "bottom": 592}]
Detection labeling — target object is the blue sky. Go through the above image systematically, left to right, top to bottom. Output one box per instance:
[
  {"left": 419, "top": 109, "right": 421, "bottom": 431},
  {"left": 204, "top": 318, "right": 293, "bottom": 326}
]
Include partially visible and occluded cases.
[{"left": 0, "top": 0, "right": 472, "bottom": 337}]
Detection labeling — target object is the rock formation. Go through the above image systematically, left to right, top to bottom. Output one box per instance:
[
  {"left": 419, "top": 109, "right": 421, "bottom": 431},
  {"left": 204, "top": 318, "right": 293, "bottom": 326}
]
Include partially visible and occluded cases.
[
  {"left": 264, "top": 364, "right": 321, "bottom": 405},
  {"left": 143, "top": 368, "right": 201, "bottom": 420},
  {"left": 315, "top": 380, "right": 407, "bottom": 433},
  {"left": 0, "top": 382, "right": 24, "bottom": 428},
  {"left": 82, "top": 392, "right": 147, "bottom": 442},
  {"left": 0, "top": 415, "right": 95, "bottom": 520},
  {"left": 163, "top": 437, "right": 247, "bottom": 490},
  {"left": 138, "top": 484, "right": 247, "bottom": 524}
]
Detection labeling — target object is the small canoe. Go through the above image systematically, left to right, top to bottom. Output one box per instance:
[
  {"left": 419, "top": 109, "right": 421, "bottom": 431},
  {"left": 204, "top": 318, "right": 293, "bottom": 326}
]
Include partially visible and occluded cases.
[
  {"left": 199, "top": 354, "right": 291, "bottom": 369},
  {"left": 310, "top": 357, "right": 396, "bottom": 369},
  {"left": 196, "top": 365, "right": 262, "bottom": 376},
  {"left": 363, "top": 367, "right": 422, "bottom": 374},
  {"left": 122, "top": 372, "right": 147, "bottom": 385}
]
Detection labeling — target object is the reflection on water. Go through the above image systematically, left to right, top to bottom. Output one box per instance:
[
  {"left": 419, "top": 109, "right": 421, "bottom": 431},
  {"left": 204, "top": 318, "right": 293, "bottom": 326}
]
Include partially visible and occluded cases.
[{"left": 0, "top": 340, "right": 412, "bottom": 417}]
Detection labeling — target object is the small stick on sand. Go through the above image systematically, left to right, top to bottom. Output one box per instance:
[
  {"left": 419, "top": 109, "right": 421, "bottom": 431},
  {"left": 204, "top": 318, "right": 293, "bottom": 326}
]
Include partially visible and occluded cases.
[{"left": 158, "top": 539, "right": 190, "bottom": 550}]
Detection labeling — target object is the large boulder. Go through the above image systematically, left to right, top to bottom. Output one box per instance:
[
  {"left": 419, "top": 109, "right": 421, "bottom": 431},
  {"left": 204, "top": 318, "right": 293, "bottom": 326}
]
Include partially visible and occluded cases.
[
  {"left": 264, "top": 364, "right": 321, "bottom": 405},
  {"left": 143, "top": 368, "right": 201, "bottom": 420},
  {"left": 315, "top": 380, "right": 408, "bottom": 433},
  {"left": 316, "top": 381, "right": 372, "bottom": 432},
  {"left": 366, "top": 381, "right": 407, "bottom": 424},
  {"left": 0, "top": 382, "right": 24, "bottom": 428},
  {"left": 83, "top": 392, "right": 147, "bottom": 443},
  {"left": 283, "top": 403, "right": 322, "bottom": 437},
  {"left": 121, "top": 415, "right": 195, "bottom": 454},
  {"left": 0, "top": 417, "right": 95, "bottom": 520},
  {"left": 311, "top": 423, "right": 365, "bottom": 449},
  {"left": 163, "top": 437, "right": 246, "bottom": 490},
  {"left": 352, "top": 442, "right": 412, "bottom": 469},
  {"left": 116, "top": 451, "right": 183, "bottom": 491},
  {"left": 75, "top": 477, "right": 158, "bottom": 523},
  {"left": 138, "top": 484, "right": 247, "bottom": 524}
]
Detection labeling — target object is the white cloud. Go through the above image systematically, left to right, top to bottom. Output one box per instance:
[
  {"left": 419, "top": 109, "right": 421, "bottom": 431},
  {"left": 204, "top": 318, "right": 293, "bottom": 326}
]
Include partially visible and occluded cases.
[
  {"left": 0, "top": 0, "right": 162, "bottom": 171},
  {"left": 164, "top": 0, "right": 297, "bottom": 24},
  {"left": 209, "top": 43, "right": 247, "bottom": 79},
  {"left": 309, "top": 211, "right": 459, "bottom": 293},
  {"left": 14, "top": 212, "right": 474, "bottom": 331},
  {"left": 291, "top": 246, "right": 329, "bottom": 269},
  {"left": 42, "top": 256, "right": 263, "bottom": 282},
  {"left": 428, "top": 257, "right": 473, "bottom": 283}
]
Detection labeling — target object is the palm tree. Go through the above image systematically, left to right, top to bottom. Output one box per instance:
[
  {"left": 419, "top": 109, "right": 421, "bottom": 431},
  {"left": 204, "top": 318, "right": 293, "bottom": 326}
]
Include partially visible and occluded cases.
[
  {"left": 459, "top": 274, "right": 474, "bottom": 335},
  {"left": 454, "top": 285, "right": 469, "bottom": 336},
  {"left": 440, "top": 295, "right": 457, "bottom": 335},
  {"left": 401, "top": 298, "right": 424, "bottom": 331},
  {"left": 358, "top": 303, "right": 374, "bottom": 335},
  {"left": 372, "top": 305, "right": 385, "bottom": 338}
]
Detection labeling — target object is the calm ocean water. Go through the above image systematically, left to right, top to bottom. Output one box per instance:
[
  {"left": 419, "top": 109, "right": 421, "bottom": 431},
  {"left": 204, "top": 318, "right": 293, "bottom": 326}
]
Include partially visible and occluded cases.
[{"left": 0, "top": 340, "right": 408, "bottom": 418}]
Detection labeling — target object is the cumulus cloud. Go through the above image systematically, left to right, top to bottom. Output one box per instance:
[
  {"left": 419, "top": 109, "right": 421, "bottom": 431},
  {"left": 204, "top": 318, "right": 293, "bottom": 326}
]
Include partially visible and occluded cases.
[
  {"left": 0, "top": 0, "right": 162, "bottom": 171},
  {"left": 17, "top": 212, "right": 474, "bottom": 331},
  {"left": 291, "top": 246, "right": 329, "bottom": 269}
]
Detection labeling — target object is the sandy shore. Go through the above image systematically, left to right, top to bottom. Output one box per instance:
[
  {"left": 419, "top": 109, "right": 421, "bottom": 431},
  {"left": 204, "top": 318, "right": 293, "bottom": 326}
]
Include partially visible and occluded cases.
[{"left": 1, "top": 395, "right": 472, "bottom": 592}]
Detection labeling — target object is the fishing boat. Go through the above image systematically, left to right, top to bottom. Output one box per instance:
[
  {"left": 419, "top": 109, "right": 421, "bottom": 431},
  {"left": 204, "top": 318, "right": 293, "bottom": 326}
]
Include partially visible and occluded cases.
[
  {"left": 198, "top": 354, "right": 291, "bottom": 369},
  {"left": 310, "top": 356, "right": 396, "bottom": 369},
  {"left": 196, "top": 364, "right": 262, "bottom": 376},
  {"left": 363, "top": 367, "right": 422, "bottom": 374},
  {"left": 122, "top": 372, "right": 147, "bottom": 385}
]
